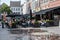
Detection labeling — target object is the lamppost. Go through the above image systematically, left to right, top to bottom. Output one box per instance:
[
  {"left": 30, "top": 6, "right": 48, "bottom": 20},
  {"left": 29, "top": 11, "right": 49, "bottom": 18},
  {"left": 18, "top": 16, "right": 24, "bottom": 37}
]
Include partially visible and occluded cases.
[{"left": 29, "top": 4, "right": 32, "bottom": 27}]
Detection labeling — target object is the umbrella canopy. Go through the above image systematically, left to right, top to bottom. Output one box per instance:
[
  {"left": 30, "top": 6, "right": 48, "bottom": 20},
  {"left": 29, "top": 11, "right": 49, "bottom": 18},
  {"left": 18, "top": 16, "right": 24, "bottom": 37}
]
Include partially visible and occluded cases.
[{"left": 6, "top": 13, "right": 22, "bottom": 17}]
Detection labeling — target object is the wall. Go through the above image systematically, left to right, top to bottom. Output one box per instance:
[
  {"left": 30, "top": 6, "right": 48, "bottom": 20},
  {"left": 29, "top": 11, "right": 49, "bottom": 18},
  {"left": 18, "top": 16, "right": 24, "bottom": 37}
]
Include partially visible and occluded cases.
[
  {"left": 41, "top": 0, "right": 60, "bottom": 10},
  {"left": 23, "top": 3, "right": 27, "bottom": 14}
]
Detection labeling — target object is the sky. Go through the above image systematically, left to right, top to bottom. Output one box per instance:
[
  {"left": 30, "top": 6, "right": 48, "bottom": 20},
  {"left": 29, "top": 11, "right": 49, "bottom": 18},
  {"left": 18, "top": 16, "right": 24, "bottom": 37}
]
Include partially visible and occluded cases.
[{"left": 0, "top": 0, "right": 25, "bottom": 6}]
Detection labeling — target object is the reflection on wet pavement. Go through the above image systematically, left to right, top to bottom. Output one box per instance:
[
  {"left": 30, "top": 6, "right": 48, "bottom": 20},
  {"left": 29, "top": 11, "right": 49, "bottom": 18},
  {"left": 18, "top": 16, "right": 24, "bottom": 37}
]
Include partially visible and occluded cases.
[
  {"left": 0, "top": 28, "right": 60, "bottom": 40},
  {"left": 0, "top": 28, "right": 46, "bottom": 40},
  {"left": 0, "top": 28, "right": 32, "bottom": 40}
]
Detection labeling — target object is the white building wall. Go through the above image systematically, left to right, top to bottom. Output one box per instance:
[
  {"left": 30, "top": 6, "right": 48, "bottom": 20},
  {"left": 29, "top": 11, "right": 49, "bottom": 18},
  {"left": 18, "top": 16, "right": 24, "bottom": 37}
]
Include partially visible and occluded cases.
[
  {"left": 24, "top": 0, "right": 38, "bottom": 14},
  {"left": 31, "top": 0, "right": 39, "bottom": 13},
  {"left": 31, "top": 1, "right": 36, "bottom": 13},
  {"left": 23, "top": 3, "right": 27, "bottom": 15},
  {"left": 10, "top": 7, "right": 21, "bottom": 14},
  {"left": 20, "top": 7, "right": 22, "bottom": 15}
]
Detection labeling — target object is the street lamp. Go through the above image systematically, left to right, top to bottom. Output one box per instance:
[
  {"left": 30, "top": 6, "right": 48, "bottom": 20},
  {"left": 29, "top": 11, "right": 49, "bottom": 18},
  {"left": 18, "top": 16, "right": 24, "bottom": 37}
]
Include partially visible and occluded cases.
[
  {"left": 29, "top": 4, "right": 32, "bottom": 27},
  {"left": 30, "top": 9, "right": 32, "bottom": 20}
]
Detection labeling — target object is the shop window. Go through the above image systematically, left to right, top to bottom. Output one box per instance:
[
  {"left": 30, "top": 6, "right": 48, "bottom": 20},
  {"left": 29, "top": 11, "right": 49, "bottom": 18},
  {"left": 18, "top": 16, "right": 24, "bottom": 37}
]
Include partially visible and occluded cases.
[
  {"left": 40, "top": 0, "right": 49, "bottom": 4},
  {"left": 44, "top": 0, "right": 48, "bottom": 3},
  {"left": 50, "top": 0, "right": 56, "bottom": 2},
  {"left": 46, "top": 12, "right": 54, "bottom": 20},
  {"left": 42, "top": 14, "right": 46, "bottom": 20},
  {"left": 35, "top": 15, "right": 41, "bottom": 20}
]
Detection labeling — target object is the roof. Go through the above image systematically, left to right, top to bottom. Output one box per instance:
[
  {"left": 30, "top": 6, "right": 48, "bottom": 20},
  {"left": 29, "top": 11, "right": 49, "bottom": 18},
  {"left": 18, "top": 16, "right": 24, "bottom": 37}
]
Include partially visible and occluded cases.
[
  {"left": 10, "top": 1, "right": 21, "bottom": 7},
  {"left": 6, "top": 13, "right": 22, "bottom": 17}
]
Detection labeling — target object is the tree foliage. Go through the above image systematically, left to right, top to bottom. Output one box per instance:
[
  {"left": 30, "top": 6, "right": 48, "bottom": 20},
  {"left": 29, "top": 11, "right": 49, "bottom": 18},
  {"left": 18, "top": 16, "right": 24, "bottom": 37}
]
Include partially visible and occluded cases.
[{"left": 0, "top": 3, "right": 12, "bottom": 14}]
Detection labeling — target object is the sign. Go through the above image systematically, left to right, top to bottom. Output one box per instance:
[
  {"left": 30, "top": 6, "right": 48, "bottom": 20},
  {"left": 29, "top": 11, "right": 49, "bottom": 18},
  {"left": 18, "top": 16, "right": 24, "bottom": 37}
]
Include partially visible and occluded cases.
[
  {"left": 32, "top": 7, "right": 41, "bottom": 13},
  {"left": 35, "top": 7, "right": 40, "bottom": 12}
]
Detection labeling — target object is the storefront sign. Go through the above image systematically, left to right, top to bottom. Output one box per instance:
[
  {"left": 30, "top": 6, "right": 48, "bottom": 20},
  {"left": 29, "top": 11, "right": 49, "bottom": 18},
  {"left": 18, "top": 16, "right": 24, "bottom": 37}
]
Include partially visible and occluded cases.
[{"left": 33, "top": 7, "right": 41, "bottom": 12}]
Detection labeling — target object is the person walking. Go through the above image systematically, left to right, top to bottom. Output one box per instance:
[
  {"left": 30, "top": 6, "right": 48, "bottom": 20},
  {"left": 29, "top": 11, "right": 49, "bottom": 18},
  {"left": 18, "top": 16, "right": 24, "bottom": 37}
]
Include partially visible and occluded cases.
[
  {"left": 1, "top": 15, "right": 4, "bottom": 28},
  {"left": 27, "top": 20, "right": 30, "bottom": 27}
]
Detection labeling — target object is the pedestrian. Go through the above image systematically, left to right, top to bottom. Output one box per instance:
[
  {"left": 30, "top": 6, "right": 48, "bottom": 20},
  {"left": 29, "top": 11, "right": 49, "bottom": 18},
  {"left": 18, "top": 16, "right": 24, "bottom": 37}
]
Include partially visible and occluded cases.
[
  {"left": 28, "top": 19, "right": 30, "bottom": 27},
  {"left": 5, "top": 20, "right": 8, "bottom": 28},
  {"left": 1, "top": 21, "right": 4, "bottom": 28}
]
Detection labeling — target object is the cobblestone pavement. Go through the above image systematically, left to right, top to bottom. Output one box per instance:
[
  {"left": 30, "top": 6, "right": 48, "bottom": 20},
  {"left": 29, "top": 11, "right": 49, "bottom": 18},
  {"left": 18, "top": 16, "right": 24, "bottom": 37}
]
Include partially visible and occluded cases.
[
  {"left": 0, "top": 21, "right": 60, "bottom": 40},
  {"left": 40, "top": 26, "right": 60, "bottom": 35},
  {"left": 0, "top": 27, "right": 60, "bottom": 40},
  {"left": 0, "top": 28, "right": 17, "bottom": 40}
]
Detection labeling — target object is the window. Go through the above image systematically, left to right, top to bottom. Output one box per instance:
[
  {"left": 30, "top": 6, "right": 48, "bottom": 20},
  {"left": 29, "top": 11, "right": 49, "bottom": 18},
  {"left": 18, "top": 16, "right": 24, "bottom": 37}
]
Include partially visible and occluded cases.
[
  {"left": 26, "top": 0, "right": 29, "bottom": 2},
  {"left": 32, "top": 0, "right": 35, "bottom": 2},
  {"left": 35, "top": 0, "right": 38, "bottom": 1},
  {"left": 40, "top": 0, "right": 49, "bottom": 4},
  {"left": 44, "top": 0, "right": 48, "bottom": 3},
  {"left": 50, "top": 0, "right": 56, "bottom": 2},
  {"left": 11, "top": 8, "right": 13, "bottom": 10},
  {"left": 11, "top": 8, "right": 15, "bottom": 11},
  {"left": 14, "top": 8, "right": 15, "bottom": 11},
  {"left": 16, "top": 8, "right": 17, "bottom": 11},
  {"left": 18, "top": 8, "right": 20, "bottom": 11},
  {"left": 21, "top": 8, "right": 22, "bottom": 11}
]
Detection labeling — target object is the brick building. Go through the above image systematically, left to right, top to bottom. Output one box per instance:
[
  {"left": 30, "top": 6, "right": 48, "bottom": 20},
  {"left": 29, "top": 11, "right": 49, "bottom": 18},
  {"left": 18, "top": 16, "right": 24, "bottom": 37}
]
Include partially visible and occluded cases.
[
  {"left": 32, "top": 0, "right": 60, "bottom": 26},
  {"left": 41, "top": 0, "right": 60, "bottom": 10}
]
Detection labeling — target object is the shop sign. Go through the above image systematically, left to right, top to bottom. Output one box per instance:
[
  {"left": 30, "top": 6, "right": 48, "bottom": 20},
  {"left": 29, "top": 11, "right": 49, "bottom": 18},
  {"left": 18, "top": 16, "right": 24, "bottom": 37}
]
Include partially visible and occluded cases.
[{"left": 35, "top": 7, "right": 40, "bottom": 12}]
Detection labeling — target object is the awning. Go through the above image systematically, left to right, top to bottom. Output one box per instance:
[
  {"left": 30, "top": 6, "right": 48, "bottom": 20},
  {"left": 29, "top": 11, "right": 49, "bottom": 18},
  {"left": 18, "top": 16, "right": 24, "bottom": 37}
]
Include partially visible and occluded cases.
[
  {"left": 34, "top": 6, "right": 60, "bottom": 15},
  {"left": 6, "top": 13, "right": 22, "bottom": 17}
]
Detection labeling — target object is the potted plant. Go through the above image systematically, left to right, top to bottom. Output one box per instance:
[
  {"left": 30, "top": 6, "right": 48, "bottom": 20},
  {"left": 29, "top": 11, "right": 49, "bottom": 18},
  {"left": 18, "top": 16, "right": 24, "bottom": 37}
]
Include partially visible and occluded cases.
[
  {"left": 34, "top": 20, "right": 39, "bottom": 27},
  {"left": 45, "top": 20, "right": 54, "bottom": 27},
  {"left": 12, "top": 21, "right": 17, "bottom": 28}
]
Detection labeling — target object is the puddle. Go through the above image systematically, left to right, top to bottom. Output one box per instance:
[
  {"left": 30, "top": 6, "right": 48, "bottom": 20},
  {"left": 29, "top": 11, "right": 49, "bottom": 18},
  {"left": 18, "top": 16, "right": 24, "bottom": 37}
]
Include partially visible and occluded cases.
[
  {"left": 9, "top": 29, "right": 48, "bottom": 34},
  {"left": 9, "top": 29, "right": 48, "bottom": 40},
  {"left": 15, "top": 34, "right": 30, "bottom": 40}
]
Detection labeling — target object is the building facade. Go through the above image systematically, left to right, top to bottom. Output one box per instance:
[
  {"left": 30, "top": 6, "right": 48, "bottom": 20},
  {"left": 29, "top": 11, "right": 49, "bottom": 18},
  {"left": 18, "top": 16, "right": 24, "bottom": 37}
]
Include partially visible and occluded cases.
[
  {"left": 23, "top": 0, "right": 31, "bottom": 15},
  {"left": 23, "top": 0, "right": 60, "bottom": 26},
  {"left": 24, "top": 0, "right": 60, "bottom": 14},
  {"left": 30, "top": 0, "right": 60, "bottom": 13},
  {"left": 31, "top": 0, "right": 39, "bottom": 13},
  {"left": 37, "top": 0, "right": 60, "bottom": 10},
  {"left": 37, "top": 0, "right": 60, "bottom": 20},
  {"left": 10, "top": 1, "right": 22, "bottom": 14},
  {"left": 23, "top": 2, "right": 27, "bottom": 15},
  {"left": 20, "top": 4, "right": 23, "bottom": 15}
]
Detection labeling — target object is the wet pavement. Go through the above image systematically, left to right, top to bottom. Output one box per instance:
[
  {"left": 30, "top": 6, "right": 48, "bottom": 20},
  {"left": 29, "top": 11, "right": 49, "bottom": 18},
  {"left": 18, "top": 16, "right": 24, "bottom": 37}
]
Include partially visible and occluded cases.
[
  {"left": 0, "top": 21, "right": 60, "bottom": 40},
  {"left": 0, "top": 22, "right": 18, "bottom": 40},
  {"left": 0, "top": 23, "right": 32, "bottom": 40},
  {"left": 0, "top": 26, "right": 48, "bottom": 40},
  {"left": 0, "top": 27, "right": 31, "bottom": 40},
  {"left": 0, "top": 27, "right": 60, "bottom": 40},
  {"left": 0, "top": 28, "right": 16, "bottom": 40}
]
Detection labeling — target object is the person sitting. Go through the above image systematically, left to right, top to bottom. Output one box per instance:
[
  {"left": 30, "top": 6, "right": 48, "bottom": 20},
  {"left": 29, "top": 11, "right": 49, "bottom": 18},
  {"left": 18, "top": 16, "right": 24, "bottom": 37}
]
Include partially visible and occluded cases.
[
  {"left": 11, "top": 19, "right": 17, "bottom": 28},
  {"left": 40, "top": 19, "right": 46, "bottom": 26}
]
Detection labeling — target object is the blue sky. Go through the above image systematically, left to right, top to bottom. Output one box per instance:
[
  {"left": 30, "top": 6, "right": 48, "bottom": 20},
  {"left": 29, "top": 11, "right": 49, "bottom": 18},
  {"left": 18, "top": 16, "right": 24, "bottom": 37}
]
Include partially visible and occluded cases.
[{"left": 1, "top": 0, "right": 25, "bottom": 6}]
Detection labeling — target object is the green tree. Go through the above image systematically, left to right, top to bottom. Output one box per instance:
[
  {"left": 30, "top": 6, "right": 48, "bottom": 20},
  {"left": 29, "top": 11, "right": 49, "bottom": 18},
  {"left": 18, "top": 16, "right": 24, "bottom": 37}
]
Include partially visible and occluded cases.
[{"left": 0, "top": 3, "right": 12, "bottom": 14}]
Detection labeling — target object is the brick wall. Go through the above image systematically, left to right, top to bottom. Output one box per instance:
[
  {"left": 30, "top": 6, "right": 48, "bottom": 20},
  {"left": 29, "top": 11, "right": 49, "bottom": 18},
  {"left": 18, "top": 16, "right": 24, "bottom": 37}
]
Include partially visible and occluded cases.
[{"left": 41, "top": 0, "right": 60, "bottom": 10}]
